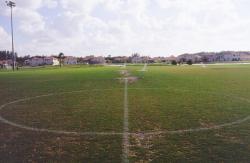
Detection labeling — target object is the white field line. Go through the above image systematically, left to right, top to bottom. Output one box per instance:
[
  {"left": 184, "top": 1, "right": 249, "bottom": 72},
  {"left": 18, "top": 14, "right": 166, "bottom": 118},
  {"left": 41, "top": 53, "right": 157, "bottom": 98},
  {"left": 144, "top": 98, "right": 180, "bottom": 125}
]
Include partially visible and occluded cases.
[
  {"left": 194, "top": 62, "right": 250, "bottom": 66},
  {"left": 139, "top": 63, "right": 147, "bottom": 71},
  {"left": 143, "top": 63, "right": 147, "bottom": 71},
  {"left": 201, "top": 63, "right": 207, "bottom": 68},
  {"left": 122, "top": 78, "right": 129, "bottom": 163},
  {"left": 0, "top": 88, "right": 249, "bottom": 137},
  {"left": 0, "top": 90, "right": 126, "bottom": 136},
  {"left": 0, "top": 93, "right": 124, "bottom": 136},
  {"left": 140, "top": 115, "right": 250, "bottom": 136}
]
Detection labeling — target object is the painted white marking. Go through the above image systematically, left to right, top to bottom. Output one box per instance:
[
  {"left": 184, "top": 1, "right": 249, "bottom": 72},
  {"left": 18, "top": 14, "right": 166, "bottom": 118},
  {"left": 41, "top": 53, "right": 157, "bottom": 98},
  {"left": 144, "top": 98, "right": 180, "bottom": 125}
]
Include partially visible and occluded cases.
[
  {"left": 194, "top": 62, "right": 250, "bottom": 66},
  {"left": 139, "top": 63, "right": 147, "bottom": 71},
  {"left": 201, "top": 63, "right": 207, "bottom": 68},
  {"left": 105, "top": 64, "right": 124, "bottom": 67},
  {"left": 122, "top": 78, "right": 129, "bottom": 163},
  {"left": 0, "top": 88, "right": 249, "bottom": 138},
  {"left": 0, "top": 92, "right": 124, "bottom": 136},
  {"left": 141, "top": 115, "right": 250, "bottom": 136}
]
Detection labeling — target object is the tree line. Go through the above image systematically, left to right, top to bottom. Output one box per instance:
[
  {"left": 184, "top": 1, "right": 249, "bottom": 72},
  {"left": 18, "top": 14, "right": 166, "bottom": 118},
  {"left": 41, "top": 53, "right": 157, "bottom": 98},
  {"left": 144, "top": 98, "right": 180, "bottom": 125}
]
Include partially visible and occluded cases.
[{"left": 0, "top": 50, "right": 17, "bottom": 60}]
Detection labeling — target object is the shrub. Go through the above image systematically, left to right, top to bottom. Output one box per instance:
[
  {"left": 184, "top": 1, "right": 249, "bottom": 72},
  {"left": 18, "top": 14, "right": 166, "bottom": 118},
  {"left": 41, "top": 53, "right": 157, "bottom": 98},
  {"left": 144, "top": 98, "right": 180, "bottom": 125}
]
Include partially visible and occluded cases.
[
  {"left": 171, "top": 60, "right": 177, "bottom": 65},
  {"left": 187, "top": 60, "right": 193, "bottom": 65}
]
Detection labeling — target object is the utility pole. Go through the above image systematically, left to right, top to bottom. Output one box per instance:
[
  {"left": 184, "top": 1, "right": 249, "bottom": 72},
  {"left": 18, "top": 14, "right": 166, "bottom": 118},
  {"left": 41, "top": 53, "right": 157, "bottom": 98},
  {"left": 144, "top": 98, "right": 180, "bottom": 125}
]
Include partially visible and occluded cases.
[{"left": 6, "top": 1, "right": 16, "bottom": 71}]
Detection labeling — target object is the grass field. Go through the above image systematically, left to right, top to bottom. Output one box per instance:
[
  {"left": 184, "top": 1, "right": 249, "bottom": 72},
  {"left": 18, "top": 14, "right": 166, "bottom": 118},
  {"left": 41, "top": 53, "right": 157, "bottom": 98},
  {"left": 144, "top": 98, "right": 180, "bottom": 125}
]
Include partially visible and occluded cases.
[{"left": 0, "top": 64, "right": 250, "bottom": 162}]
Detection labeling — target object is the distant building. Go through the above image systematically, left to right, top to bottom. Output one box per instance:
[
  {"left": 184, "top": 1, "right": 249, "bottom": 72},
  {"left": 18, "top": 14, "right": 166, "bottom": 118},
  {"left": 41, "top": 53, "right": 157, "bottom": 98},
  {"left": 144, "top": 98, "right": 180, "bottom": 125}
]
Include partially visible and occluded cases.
[
  {"left": 175, "top": 51, "right": 250, "bottom": 63},
  {"left": 216, "top": 52, "right": 240, "bottom": 61},
  {"left": 130, "top": 53, "right": 148, "bottom": 63},
  {"left": 177, "top": 54, "right": 202, "bottom": 63},
  {"left": 201, "top": 54, "right": 216, "bottom": 62},
  {"left": 240, "top": 54, "right": 250, "bottom": 61},
  {"left": 81, "top": 55, "right": 94, "bottom": 64},
  {"left": 165, "top": 55, "right": 177, "bottom": 63},
  {"left": 64, "top": 56, "right": 78, "bottom": 65},
  {"left": 79, "top": 56, "right": 105, "bottom": 64},
  {"left": 89, "top": 56, "right": 106, "bottom": 64},
  {"left": 112, "top": 56, "right": 128, "bottom": 63},
  {"left": 131, "top": 56, "right": 143, "bottom": 63},
  {"left": 141, "top": 56, "right": 150, "bottom": 63},
  {"left": 26, "top": 57, "right": 59, "bottom": 67},
  {"left": 29, "top": 57, "right": 44, "bottom": 66},
  {"left": 44, "top": 57, "right": 60, "bottom": 65},
  {"left": 152, "top": 57, "right": 166, "bottom": 63},
  {"left": 0, "top": 59, "right": 12, "bottom": 69}
]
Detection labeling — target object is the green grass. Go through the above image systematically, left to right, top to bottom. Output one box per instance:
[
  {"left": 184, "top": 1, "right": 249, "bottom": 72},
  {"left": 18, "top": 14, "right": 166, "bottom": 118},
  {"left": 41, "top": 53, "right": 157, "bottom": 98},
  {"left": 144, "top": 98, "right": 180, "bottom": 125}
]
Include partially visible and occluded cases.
[
  {"left": 0, "top": 65, "right": 250, "bottom": 162},
  {"left": 2, "top": 90, "right": 124, "bottom": 132}
]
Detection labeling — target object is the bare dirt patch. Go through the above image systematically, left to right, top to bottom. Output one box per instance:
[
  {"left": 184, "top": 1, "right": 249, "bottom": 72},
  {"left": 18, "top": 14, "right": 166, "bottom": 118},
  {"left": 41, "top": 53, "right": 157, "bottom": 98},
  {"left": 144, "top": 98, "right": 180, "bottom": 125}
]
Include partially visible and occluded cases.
[
  {"left": 118, "top": 70, "right": 139, "bottom": 84},
  {"left": 120, "top": 70, "right": 130, "bottom": 77},
  {"left": 117, "top": 76, "right": 139, "bottom": 84},
  {"left": 127, "top": 76, "right": 139, "bottom": 84},
  {"left": 199, "top": 121, "right": 216, "bottom": 128},
  {"left": 129, "top": 132, "right": 163, "bottom": 162}
]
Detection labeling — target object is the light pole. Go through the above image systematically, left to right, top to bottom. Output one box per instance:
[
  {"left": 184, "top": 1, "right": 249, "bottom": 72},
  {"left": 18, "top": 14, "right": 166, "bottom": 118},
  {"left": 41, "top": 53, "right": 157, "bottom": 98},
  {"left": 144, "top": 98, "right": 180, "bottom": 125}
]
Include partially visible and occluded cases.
[{"left": 6, "top": 1, "right": 16, "bottom": 71}]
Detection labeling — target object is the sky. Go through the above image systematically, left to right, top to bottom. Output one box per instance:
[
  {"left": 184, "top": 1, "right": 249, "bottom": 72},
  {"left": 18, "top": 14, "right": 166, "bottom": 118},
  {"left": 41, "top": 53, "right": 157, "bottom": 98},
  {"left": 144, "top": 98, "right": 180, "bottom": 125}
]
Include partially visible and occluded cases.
[{"left": 1, "top": 0, "right": 250, "bottom": 57}]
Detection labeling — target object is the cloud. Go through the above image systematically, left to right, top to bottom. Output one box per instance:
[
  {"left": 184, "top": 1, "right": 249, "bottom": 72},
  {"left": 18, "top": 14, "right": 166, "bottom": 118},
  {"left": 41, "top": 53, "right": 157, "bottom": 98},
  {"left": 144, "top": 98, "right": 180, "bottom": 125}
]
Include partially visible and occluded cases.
[
  {"left": 1, "top": 0, "right": 250, "bottom": 56},
  {"left": 15, "top": 0, "right": 43, "bottom": 9},
  {"left": 43, "top": 0, "right": 58, "bottom": 9},
  {"left": 60, "top": 0, "right": 102, "bottom": 14},
  {"left": 16, "top": 8, "right": 45, "bottom": 34},
  {"left": 0, "top": 26, "right": 10, "bottom": 49}
]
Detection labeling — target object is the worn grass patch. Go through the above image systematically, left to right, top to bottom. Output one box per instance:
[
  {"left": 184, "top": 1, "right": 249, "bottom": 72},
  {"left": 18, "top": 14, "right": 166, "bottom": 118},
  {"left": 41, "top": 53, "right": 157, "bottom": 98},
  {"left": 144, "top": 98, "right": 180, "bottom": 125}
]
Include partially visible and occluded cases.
[
  {"left": 0, "top": 65, "right": 250, "bottom": 162},
  {"left": 0, "top": 90, "right": 124, "bottom": 132}
]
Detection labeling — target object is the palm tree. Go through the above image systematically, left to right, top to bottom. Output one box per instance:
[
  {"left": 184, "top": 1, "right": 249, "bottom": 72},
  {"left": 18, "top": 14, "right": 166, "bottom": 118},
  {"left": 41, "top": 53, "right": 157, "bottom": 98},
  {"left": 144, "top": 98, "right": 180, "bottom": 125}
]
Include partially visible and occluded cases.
[{"left": 58, "top": 52, "right": 64, "bottom": 67}]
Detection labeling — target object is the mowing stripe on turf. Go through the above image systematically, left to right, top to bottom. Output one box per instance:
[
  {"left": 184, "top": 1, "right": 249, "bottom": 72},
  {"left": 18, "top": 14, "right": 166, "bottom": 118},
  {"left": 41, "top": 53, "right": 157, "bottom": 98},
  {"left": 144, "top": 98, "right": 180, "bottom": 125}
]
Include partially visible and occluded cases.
[{"left": 122, "top": 78, "right": 130, "bottom": 163}]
